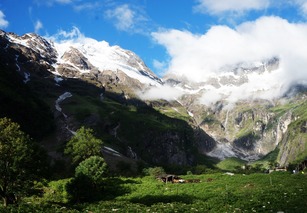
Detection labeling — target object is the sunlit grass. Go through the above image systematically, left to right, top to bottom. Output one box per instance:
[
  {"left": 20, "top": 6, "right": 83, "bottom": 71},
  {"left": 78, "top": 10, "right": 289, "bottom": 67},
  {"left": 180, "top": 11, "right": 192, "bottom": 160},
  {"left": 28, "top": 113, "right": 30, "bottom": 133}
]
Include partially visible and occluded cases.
[
  {"left": 216, "top": 157, "right": 247, "bottom": 171},
  {"left": 2, "top": 172, "right": 307, "bottom": 212}
]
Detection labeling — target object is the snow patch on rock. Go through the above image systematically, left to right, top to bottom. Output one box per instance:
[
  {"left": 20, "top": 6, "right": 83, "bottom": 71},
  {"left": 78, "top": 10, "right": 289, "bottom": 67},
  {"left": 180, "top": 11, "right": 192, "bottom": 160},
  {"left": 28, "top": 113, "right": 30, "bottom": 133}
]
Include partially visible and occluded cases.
[{"left": 55, "top": 92, "right": 72, "bottom": 117}]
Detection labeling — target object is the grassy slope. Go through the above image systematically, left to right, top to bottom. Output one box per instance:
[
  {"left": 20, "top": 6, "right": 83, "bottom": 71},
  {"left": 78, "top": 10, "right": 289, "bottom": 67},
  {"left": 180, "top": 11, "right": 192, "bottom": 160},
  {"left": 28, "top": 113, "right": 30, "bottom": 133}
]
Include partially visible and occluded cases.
[
  {"left": 29, "top": 74, "right": 200, "bottom": 167},
  {"left": 61, "top": 91, "right": 197, "bottom": 165},
  {"left": 153, "top": 103, "right": 192, "bottom": 123},
  {"left": 216, "top": 157, "right": 247, "bottom": 171}
]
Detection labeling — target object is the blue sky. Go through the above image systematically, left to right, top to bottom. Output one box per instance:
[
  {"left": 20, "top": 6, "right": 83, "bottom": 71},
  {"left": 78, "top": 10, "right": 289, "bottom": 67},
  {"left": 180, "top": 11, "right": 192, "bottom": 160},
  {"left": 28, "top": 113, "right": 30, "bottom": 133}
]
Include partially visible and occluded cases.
[{"left": 1, "top": 0, "right": 307, "bottom": 77}]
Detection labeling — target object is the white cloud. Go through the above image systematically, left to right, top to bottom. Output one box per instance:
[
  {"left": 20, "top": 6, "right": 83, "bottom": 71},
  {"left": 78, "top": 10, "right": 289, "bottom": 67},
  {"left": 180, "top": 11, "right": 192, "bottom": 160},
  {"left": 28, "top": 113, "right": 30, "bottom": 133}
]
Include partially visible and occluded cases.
[
  {"left": 33, "top": 0, "right": 74, "bottom": 6},
  {"left": 55, "top": 0, "right": 72, "bottom": 3},
  {"left": 55, "top": 0, "right": 72, "bottom": 4},
  {"left": 194, "top": 0, "right": 270, "bottom": 15},
  {"left": 294, "top": 0, "right": 307, "bottom": 16},
  {"left": 73, "top": 2, "right": 100, "bottom": 11},
  {"left": 303, "top": 3, "right": 307, "bottom": 14},
  {"left": 104, "top": 4, "right": 148, "bottom": 34},
  {"left": 105, "top": 4, "right": 135, "bottom": 31},
  {"left": 0, "top": 10, "right": 9, "bottom": 28},
  {"left": 152, "top": 16, "right": 307, "bottom": 104},
  {"left": 34, "top": 20, "right": 43, "bottom": 33},
  {"left": 47, "top": 27, "right": 84, "bottom": 42},
  {"left": 152, "top": 59, "right": 168, "bottom": 75},
  {"left": 199, "top": 69, "right": 287, "bottom": 106},
  {"left": 137, "top": 85, "right": 185, "bottom": 101}
]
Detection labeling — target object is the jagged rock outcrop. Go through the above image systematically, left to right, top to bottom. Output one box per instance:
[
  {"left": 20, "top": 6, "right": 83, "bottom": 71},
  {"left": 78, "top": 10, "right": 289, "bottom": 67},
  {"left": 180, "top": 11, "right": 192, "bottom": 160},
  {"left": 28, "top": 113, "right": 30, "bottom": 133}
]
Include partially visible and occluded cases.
[
  {"left": 0, "top": 30, "right": 56, "bottom": 80},
  {"left": 56, "top": 46, "right": 97, "bottom": 78}
]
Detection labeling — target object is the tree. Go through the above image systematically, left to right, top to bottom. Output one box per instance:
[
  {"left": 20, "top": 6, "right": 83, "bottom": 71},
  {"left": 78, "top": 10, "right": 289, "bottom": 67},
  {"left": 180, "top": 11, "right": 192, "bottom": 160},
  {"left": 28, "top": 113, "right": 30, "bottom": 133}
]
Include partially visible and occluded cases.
[
  {"left": 0, "top": 117, "right": 48, "bottom": 206},
  {"left": 64, "top": 127, "right": 103, "bottom": 165},
  {"left": 66, "top": 156, "right": 108, "bottom": 203},
  {"left": 75, "top": 156, "right": 108, "bottom": 185}
]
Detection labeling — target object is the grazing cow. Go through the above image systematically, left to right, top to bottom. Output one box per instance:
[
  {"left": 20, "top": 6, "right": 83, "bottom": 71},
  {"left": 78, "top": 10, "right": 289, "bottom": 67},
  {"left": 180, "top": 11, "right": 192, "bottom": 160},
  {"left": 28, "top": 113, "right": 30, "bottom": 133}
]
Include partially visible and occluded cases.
[{"left": 166, "top": 175, "right": 175, "bottom": 183}]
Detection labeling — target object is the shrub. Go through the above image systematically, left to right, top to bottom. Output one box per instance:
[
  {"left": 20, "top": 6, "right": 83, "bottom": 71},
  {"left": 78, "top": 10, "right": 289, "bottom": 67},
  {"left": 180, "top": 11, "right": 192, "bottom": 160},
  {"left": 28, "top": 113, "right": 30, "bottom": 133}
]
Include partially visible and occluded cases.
[
  {"left": 66, "top": 156, "right": 108, "bottom": 203},
  {"left": 75, "top": 156, "right": 108, "bottom": 185},
  {"left": 143, "top": 167, "right": 166, "bottom": 177},
  {"left": 43, "top": 179, "right": 71, "bottom": 204}
]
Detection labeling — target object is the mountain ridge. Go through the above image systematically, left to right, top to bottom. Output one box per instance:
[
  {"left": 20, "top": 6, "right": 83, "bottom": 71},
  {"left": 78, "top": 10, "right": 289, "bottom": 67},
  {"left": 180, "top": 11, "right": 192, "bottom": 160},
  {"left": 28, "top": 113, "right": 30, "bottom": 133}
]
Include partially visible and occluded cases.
[{"left": 0, "top": 30, "right": 306, "bottom": 172}]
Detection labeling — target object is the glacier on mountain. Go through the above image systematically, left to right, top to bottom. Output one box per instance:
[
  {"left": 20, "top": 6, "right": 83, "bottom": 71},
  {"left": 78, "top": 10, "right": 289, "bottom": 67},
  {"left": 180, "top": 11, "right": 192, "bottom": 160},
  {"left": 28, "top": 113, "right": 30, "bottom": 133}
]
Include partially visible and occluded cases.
[
  {"left": 3, "top": 30, "right": 162, "bottom": 87},
  {"left": 52, "top": 36, "right": 162, "bottom": 86}
]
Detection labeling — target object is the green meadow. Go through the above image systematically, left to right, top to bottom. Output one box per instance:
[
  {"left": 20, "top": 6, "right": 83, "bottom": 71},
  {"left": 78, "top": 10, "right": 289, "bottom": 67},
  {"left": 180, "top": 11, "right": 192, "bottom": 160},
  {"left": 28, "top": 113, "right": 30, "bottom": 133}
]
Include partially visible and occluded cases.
[{"left": 2, "top": 172, "right": 307, "bottom": 213}]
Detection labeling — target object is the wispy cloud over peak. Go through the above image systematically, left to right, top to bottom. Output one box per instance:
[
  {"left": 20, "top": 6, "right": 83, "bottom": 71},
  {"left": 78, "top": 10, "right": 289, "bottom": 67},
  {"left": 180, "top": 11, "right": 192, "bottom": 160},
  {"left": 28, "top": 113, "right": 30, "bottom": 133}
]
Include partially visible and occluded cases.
[
  {"left": 0, "top": 10, "right": 9, "bottom": 28},
  {"left": 34, "top": 20, "right": 43, "bottom": 33},
  {"left": 47, "top": 26, "right": 84, "bottom": 42}
]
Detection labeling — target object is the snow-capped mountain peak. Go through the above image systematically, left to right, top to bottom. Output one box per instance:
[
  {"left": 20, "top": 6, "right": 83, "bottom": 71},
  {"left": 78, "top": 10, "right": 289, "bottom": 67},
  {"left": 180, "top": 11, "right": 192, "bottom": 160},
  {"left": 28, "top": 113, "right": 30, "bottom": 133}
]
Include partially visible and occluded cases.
[
  {"left": 1, "top": 30, "right": 162, "bottom": 87},
  {"left": 5, "top": 31, "right": 58, "bottom": 64},
  {"left": 53, "top": 37, "right": 162, "bottom": 85}
]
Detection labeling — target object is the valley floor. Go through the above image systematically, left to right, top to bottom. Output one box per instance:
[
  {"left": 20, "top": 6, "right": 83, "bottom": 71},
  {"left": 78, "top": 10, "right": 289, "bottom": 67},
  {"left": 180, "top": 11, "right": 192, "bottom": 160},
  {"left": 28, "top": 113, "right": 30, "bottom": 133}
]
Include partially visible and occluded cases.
[{"left": 1, "top": 172, "right": 307, "bottom": 212}]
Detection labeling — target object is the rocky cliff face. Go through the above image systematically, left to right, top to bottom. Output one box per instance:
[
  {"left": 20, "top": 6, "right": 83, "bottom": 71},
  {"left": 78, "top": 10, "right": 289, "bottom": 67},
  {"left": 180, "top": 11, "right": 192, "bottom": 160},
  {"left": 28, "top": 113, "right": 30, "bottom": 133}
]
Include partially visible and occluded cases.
[
  {"left": 171, "top": 90, "right": 306, "bottom": 166},
  {"left": 276, "top": 99, "right": 307, "bottom": 166}
]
